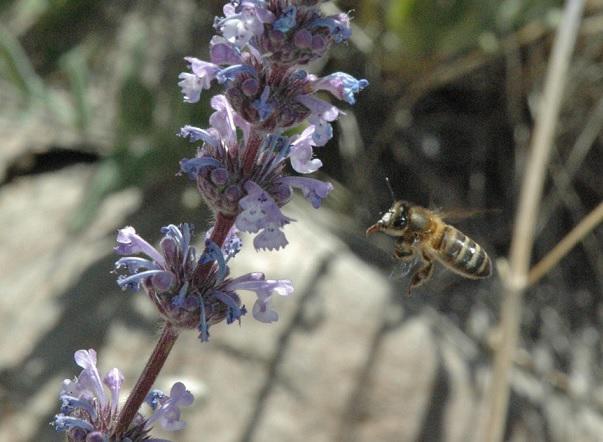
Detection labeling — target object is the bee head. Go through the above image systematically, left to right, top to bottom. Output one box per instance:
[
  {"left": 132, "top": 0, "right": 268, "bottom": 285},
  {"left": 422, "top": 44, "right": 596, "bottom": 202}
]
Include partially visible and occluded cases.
[{"left": 366, "top": 201, "right": 409, "bottom": 236}]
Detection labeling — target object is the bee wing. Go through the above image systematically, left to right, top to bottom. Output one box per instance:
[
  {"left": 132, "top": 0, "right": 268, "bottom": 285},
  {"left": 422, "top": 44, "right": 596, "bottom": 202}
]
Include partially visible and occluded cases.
[
  {"left": 435, "top": 207, "right": 501, "bottom": 222},
  {"left": 389, "top": 256, "right": 420, "bottom": 281}
]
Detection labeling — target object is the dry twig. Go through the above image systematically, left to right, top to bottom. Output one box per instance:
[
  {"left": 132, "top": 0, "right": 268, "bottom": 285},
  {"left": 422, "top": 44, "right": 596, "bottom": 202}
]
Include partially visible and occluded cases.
[
  {"left": 483, "top": 1, "right": 586, "bottom": 442},
  {"left": 529, "top": 202, "right": 603, "bottom": 285}
]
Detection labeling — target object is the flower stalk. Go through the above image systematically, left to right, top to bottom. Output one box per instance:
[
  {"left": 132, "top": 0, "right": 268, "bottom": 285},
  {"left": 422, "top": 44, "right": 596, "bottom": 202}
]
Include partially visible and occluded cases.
[
  {"left": 242, "top": 130, "right": 264, "bottom": 176},
  {"left": 193, "top": 212, "right": 236, "bottom": 285},
  {"left": 112, "top": 323, "right": 180, "bottom": 438}
]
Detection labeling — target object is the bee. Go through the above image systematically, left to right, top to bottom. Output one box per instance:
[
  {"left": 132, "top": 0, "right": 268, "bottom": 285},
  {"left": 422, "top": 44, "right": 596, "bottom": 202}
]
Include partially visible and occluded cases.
[{"left": 366, "top": 200, "right": 492, "bottom": 294}]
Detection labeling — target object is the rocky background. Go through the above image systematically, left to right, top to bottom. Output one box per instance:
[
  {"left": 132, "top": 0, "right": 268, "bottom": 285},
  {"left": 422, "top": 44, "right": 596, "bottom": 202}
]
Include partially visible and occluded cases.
[{"left": 1, "top": 1, "right": 602, "bottom": 441}]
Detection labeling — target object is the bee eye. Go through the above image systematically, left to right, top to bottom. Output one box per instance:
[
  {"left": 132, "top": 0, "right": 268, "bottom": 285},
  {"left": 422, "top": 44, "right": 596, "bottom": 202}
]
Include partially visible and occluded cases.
[{"left": 393, "top": 217, "right": 406, "bottom": 228}]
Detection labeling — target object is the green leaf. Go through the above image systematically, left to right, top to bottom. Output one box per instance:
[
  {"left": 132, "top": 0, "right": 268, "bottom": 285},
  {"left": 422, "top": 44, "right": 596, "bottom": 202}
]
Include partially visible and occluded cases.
[
  {"left": 0, "top": 24, "right": 45, "bottom": 99},
  {"left": 59, "top": 48, "right": 90, "bottom": 133}
]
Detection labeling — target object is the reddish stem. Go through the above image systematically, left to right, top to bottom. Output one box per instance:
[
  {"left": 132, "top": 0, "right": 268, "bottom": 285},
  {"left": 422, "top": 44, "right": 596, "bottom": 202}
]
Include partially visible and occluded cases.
[
  {"left": 242, "top": 130, "right": 263, "bottom": 177},
  {"left": 210, "top": 211, "right": 236, "bottom": 246},
  {"left": 193, "top": 212, "right": 236, "bottom": 285},
  {"left": 113, "top": 213, "right": 235, "bottom": 437},
  {"left": 112, "top": 323, "right": 179, "bottom": 437}
]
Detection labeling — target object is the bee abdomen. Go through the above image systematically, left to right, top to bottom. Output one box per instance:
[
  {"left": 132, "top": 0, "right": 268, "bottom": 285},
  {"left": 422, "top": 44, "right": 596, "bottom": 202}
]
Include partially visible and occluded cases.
[{"left": 437, "top": 226, "right": 491, "bottom": 278}]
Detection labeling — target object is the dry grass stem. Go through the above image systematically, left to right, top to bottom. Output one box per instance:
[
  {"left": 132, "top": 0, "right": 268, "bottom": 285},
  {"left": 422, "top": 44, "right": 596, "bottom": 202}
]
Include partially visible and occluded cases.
[
  {"left": 484, "top": 1, "right": 586, "bottom": 442},
  {"left": 538, "top": 96, "right": 603, "bottom": 230},
  {"left": 528, "top": 202, "right": 603, "bottom": 285}
]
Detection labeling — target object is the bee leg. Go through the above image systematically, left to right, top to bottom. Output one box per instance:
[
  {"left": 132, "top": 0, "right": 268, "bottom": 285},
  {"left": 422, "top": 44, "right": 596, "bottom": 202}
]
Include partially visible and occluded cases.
[
  {"left": 393, "top": 238, "right": 414, "bottom": 261},
  {"left": 407, "top": 254, "right": 434, "bottom": 296}
]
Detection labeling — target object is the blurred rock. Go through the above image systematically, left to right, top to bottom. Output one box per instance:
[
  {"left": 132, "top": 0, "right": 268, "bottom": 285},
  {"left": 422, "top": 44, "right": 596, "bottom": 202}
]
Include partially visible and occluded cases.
[{"left": 2, "top": 165, "right": 603, "bottom": 442}]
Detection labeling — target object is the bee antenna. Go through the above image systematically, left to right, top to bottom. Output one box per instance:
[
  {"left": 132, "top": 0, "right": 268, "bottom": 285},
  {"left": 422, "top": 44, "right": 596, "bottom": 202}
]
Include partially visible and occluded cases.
[{"left": 385, "top": 177, "right": 396, "bottom": 203}]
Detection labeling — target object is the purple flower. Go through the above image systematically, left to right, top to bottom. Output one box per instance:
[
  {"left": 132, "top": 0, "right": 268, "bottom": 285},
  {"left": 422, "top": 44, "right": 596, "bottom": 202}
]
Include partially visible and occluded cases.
[
  {"left": 177, "top": 0, "right": 366, "bottom": 251},
  {"left": 215, "top": 1, "right": 267, "bottom": 48},
  {"left": 178, "top": 2, "right": 362, "bottom": 130},
  {"left": 59, "top": 3, "right": 368, "bottom": 440},
  {"left": 257, "top": 4, "right": 352, "bottom": 65},
  {"left": 272, "top": 6, "right": 297, "bottom": 33},
  {"left": 308, "top": 12, "right": 352, "bottom": 44},
  {"left": 210, "top": 36, "right": 243, "bottom": 65},
  {"left": 178, "top": 57, "right": 220, "bottom": 103},
  {"left": 216, "top": 64, "right": 258, "bottom": 86},
  {"left": 311, "top": 72, "right": 369, "bottom": 105},
  {"left": 252, "top": 86, "right": 273, "bottom": 121},
  {"left": 178, "top": 94, "right": 338, "bottom": 248},
  {"left": 208, "top": 94, "right": 239, "bottom": 149},
  {"left": 296, "top": 94, "right": 340, "bottom": 146},
  {"left": 296, "top": 94, "right": 340, "bottom": 122},
  {"left": 179, "top": 98, "right": 250, "bottom": 216},
  {"left": 308, "top": 114, "right": 334, "bottom": 146},
  {"left": 179, "top": 125, "right": 220, "bottom": 146},
  {"left": 289, "top": 126, "right": 322, "bottom": 173},
  {"left": 280, "top": 176, "right": 333, "bottom": 209},
  {"left": 236, "top": 181, "right": 293, "bottom": 250},
  {"left": 252, "top": 222, "right": 289, "bottom": 251},
  {"left": 114, "top": 223, "right": 294, "bottom": 341},
  {"left": 114, "top": 224, "right": 188, "bottom": 293},
  {"left": 114, "top": 224, "right": 233, "bottom": 332},
  {"left": 115, "top": 226, "right": 166, "bottom": 267},
  {"left": 225, "top": 273, "right": 294, "bottom": 323},
  {"left": 53, "top": 349, "right": 193, "bottom": 441},
  {"left": 105, "top": 367, "right": 124, "bottom": 416},
  {"left": 145, "top": 382, "right": 194, "bottom": 432}
]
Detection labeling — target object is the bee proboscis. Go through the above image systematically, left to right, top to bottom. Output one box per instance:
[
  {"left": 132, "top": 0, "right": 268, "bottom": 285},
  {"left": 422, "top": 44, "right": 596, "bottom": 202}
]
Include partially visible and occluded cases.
[{"left": 366, "top": 201, "right": 492, "bottom": 294}]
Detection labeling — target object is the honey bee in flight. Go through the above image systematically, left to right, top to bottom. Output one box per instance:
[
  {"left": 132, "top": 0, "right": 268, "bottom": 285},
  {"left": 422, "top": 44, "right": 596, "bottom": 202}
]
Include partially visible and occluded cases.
[{"left": 366, "top": 200, "right": 492, "bottom": 294}]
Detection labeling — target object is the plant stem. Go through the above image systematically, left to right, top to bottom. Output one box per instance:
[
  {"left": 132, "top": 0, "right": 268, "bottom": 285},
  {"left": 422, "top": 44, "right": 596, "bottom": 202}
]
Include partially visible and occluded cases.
[
  {"left": 484, "top": 1, "right": 585, "bottom": 441},
  {"left": 242, "top": 130, "right": 263, "bottom": 177},
  {"left": 528, "top": 202, "right": 603, "bottom": 286},
  {"left": 211, "top": 211, "right": 237, "bottom": 246},
  {"left": 113, "top": 212, "right": 236, "bottom": 437},
  {"left": 112, "top": 323, "right": 180, "bottom": 437}
]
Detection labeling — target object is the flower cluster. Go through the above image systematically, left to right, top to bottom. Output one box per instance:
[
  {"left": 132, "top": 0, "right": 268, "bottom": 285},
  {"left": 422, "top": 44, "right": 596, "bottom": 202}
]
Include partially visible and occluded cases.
[
  {"left": 55, "top": 0, "right": 366, "bottom": 436},
  {"left": 178, "top": 0, "right": 368, "bottom": 250},
  {"left": 114, "top": 223, "right": 293, "bottom": 341},
  {"left": 52, "top": 349, "right": 193, "bottom": 441}
]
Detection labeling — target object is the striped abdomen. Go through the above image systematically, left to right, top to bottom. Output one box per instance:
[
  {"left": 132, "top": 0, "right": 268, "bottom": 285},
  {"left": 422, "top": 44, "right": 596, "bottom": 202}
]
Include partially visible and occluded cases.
[{"left": 435, "top": 225, "right": 491, "bottom": 279}]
